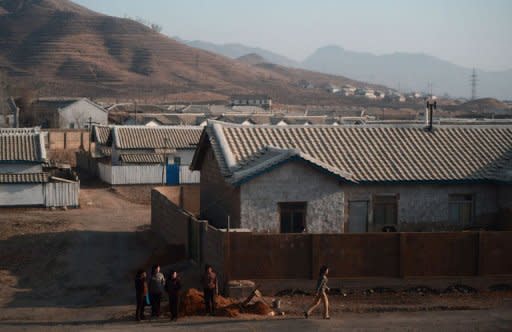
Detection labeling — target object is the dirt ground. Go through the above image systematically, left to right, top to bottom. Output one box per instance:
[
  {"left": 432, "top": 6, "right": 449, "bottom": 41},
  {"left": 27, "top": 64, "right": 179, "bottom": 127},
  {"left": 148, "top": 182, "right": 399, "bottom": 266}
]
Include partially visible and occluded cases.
[{"left": 1, "top": 186, "right": 512, "bottom": 329}]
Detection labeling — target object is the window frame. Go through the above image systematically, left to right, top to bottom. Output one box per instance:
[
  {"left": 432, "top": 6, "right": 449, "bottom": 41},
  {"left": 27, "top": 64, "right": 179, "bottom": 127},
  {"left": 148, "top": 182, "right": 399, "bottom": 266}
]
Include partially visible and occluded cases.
[
  {"left": 372, "top": 194, "right": 399, "bottom": 226},
  {"left": 448, "top": 194, "right": 475, "bottom": 227},
  {"left": 278, "top": 202, "right": 307, "bottom": 234}
]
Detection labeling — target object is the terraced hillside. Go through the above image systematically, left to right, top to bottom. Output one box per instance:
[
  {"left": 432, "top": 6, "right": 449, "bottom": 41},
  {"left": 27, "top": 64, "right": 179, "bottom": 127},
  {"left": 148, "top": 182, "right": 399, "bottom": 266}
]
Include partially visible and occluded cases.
[{"left": 0, "top": 0, "right": 380, "bottom": 103}]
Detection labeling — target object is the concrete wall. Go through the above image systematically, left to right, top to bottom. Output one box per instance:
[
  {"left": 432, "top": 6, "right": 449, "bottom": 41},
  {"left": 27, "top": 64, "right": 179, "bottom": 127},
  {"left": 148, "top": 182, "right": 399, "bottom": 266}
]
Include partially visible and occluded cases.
[
  {"left": 58, "top": 99, "right": 108, "bottom": 129},
  {"left": 47, "top": 129, "right": 89, "bottom": 150},
  {"left": 199, "top": 145, "right": 240, "bottom": 229},
  {"left": 240, "top": 161, "right": 344, "bottom": 233},
  {"left": 0, "top": 163, "right": 43, "bottom": 173},
  {"left": 343, "top": 183, "right": 500, "bottom": 232},
  {"left": 0, "top": 184, "right": 45, "bottom": 206},
  {"left": 151, "top": 188, "right": 193, "bottom": 255}
]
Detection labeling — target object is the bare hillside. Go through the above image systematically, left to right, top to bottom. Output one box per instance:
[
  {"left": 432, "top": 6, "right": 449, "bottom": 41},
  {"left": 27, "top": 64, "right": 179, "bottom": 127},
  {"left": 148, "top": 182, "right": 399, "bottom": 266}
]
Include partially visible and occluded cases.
[{"left": 0, "top": 0, "right": 383, "bottom": 104}]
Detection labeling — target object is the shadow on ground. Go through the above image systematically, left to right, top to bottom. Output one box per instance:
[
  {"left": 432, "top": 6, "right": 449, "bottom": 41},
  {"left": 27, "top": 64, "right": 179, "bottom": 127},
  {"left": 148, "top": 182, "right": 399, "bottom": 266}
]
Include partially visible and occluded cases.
[{"left": 0, "top": 228, "right": 169, "bottom": 309}]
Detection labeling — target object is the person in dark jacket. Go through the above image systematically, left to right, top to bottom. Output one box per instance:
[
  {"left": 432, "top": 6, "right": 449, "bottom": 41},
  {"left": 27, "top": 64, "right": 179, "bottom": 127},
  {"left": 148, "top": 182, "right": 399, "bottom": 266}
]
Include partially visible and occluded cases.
[
  {"left": 149, "top": 264, "right": 166, "bottom": 318},
  {"left": 202, "top": 265, "right": 218, "bottom": 315},
  {"left": 304, "top": 265, "right": 330, "bottom": 319},
  {"left": 134, "top": 269, "right": 148, "bottom": 321},
  {"left": 165, "top": 270, "right": 182, "bottom": 321}
]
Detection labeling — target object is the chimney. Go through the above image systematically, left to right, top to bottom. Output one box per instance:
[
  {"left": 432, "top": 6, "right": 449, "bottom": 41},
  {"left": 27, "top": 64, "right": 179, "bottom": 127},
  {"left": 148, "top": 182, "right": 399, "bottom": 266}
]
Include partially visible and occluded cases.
[{"left": 425, "top": 100, "right": 436, "bottom": 131}]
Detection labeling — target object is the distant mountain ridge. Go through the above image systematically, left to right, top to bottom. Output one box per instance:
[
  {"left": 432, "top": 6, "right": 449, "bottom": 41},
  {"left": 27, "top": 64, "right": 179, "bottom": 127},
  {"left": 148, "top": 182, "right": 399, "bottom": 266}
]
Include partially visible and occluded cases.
[
  {"left": 177, "top": 37, "right": 301, "bottom": 68},
  {"left": 182, "top": 38, "right": 512, "bottom": 100},
  {"left": 303, "top": 45, "right": 512, "bottom": 100}
]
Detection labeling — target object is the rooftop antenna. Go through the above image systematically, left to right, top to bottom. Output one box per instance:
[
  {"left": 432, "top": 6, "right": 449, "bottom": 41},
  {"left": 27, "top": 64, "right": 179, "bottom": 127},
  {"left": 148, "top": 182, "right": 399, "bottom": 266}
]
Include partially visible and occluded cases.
[{"left": 470, "top": 68, "right": 478, "bottom": 100}]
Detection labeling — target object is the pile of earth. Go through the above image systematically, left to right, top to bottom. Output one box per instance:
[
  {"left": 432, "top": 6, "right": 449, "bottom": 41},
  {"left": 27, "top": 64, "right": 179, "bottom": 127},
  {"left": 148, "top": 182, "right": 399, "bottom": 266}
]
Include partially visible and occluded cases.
[{"left": 178, "top": 288, "right": 273, "bottom": 317}]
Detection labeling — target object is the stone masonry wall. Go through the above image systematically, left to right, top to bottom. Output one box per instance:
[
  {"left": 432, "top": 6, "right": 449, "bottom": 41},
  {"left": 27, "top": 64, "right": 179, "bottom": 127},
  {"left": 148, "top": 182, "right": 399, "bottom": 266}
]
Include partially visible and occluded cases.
[
  {"left": 240, "top": 161, "right": 344, "bottom": 233},
  {"left": 343, "top": 183, "right": 499, "bottom": 231}
]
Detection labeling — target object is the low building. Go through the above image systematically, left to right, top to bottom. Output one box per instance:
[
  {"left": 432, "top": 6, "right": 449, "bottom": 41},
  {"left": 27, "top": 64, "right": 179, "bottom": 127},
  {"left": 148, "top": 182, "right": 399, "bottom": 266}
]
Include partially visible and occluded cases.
[
  {"left": 230, "top": 95, "right": 272, "bottom": 110},
  {"left": 19, "top": 97, "right": 107, "bottom": 129},
  {"left": 191, "top": 121, "right": 512, "bottom": 233},
  {"left": 90, "top": 125, "right": 202, "bottom": 185},
  {"left": 0, "top": 128, "right": 79, "bottom": 207}
]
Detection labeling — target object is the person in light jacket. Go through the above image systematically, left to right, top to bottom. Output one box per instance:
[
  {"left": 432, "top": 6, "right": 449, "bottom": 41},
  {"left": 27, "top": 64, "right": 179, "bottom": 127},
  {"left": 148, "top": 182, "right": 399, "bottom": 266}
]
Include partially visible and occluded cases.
[
  {"left": 149, "top": 264, "right": 166, "bottom": 318},
  {"left": 304, "top": 265, "right": 330, "bottom": 319}
]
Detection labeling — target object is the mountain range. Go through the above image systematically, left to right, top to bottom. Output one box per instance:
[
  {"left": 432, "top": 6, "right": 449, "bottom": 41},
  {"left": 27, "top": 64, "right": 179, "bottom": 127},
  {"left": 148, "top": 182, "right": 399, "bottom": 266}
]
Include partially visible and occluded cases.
[{"left": 181, "top": 41, "right": 512, "bottom": 100}]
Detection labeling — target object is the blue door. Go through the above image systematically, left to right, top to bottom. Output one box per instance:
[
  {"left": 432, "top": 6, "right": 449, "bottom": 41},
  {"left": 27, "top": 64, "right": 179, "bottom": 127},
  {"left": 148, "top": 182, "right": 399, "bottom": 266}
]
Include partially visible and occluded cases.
[{"left": 166, "top": 164, "right": 180, "bottom": 185}]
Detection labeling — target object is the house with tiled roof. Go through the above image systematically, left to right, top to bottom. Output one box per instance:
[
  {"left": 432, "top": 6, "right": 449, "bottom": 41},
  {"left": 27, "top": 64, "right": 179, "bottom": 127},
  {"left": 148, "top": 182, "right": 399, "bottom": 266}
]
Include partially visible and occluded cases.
[
  {"left": 190, "top": 121, "right": 512, "bottom": 233},
  {"left": 90, "top": 125, "right": 203, "bottom": 185},
  {"left": 0, "top": 128, "right": 79, "bottom": 207}
]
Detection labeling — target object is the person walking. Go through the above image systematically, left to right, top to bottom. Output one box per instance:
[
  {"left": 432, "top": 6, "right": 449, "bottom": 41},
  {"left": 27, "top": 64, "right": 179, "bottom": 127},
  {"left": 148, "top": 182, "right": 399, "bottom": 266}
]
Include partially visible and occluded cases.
[
  {"left": 149, "top": 264, "right": 166, "bottom": 318},
  {"left": 202, "top": 265, "right": 218, "bottom": 315},
  {"left": 304, "top": 265, "right": 330, "bottom": 319},
  {"left": 134, "top": 269, "right": 148, "bottom": 321},
  {"left": 165, "top": 270, "right": 182, "bottom": 321}
]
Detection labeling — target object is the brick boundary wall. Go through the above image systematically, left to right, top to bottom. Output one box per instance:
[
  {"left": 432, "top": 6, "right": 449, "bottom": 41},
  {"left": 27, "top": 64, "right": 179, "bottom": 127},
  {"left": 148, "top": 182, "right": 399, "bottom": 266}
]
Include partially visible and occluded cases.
[{"left": 151, "top": 189, "right": 512, "bottom": 280}]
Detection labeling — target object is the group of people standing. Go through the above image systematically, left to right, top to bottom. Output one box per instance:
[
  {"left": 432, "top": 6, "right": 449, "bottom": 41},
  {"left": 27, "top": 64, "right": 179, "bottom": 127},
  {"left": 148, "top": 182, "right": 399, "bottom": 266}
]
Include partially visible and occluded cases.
[
  {"left": 134, "top": 263, "right": 331, "bottom": 321},
  {"left": 134, "top": 264, "right": 218, "bottom": 321},
  {"left": 134, "top": 264, "right": 182, "bottom": 321}
]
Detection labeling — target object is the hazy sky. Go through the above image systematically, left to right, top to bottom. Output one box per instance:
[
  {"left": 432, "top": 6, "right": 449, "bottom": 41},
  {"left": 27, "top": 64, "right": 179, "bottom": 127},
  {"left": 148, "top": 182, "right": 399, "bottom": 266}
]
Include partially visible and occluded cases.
[{"left": 74, "top": 0, "right": 512, "bottom": 71}]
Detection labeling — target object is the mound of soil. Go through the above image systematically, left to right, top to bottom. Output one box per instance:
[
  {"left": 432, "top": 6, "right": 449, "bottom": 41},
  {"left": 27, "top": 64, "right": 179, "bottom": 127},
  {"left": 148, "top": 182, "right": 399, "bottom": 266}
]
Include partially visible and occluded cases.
[{"left": 180, "top": 288, "right": 272, "bottom": 317}]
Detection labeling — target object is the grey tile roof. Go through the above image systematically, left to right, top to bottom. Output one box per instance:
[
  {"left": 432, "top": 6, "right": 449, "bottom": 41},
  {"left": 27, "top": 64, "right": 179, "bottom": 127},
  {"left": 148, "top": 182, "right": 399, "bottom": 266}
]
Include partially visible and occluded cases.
[
  {"left": 193, "top": 121, "right": 512, "bottom": 184},
  {"left": 93, "top": 125, "right": 112, "bottom": 145},
  {"left": 114, "top": 126, "right": 203, "bottom": 150},
  {"left": 0, "top": 132, "right": 45, "bottom": 162},
  {"left": 120, "top": 153, "right": 165, "bottom": 164},
  {"left": 0, "top": 172, "right": 49, "bottom": 184}
]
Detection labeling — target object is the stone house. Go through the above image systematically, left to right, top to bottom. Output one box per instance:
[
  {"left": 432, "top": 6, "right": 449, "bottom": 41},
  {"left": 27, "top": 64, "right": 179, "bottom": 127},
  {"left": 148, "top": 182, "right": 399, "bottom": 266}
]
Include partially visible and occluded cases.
[{"left": 190, "top": 121, "right": 512, "bottom": 233}]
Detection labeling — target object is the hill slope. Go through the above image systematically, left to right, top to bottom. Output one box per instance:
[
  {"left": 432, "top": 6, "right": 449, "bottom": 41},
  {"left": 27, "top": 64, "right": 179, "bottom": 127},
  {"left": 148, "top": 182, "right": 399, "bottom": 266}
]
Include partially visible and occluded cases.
[{"left": 0, "top": 0, "right": 378, "bottom": 104}]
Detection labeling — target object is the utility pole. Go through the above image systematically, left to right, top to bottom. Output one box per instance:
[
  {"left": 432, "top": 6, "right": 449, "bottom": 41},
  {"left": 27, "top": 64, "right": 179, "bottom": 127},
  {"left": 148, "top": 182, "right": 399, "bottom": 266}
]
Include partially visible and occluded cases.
[{"left": 470, "top": 68, "right": 478, "bottom": 100}]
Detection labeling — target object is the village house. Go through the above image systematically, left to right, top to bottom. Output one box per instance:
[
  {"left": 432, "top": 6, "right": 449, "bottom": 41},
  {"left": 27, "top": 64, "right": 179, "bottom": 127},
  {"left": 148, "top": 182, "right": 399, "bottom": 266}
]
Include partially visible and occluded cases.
[
  {"left": 230, "top": 95, "right": 272, "bottom": 110},
  {"left": 19, "top": 97, "right": 107, "bottom": 129},
  {"left": 190, "top": 121, "right": 512, "bottom": 233},
  {"left": 90, "top": 125, "right": 202, "bottom": 185},
  {"left": 0, "top": 128, "right": 79, "bottom": 207}
]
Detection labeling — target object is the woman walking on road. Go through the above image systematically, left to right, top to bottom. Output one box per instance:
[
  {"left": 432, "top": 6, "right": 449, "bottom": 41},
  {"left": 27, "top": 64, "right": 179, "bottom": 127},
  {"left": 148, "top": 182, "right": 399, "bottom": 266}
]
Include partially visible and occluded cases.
[
  {"left": 304, "top": 265, "right": 330, "bottom": 319},
  {"left": 134, "top": 269, "right": 148, "bottom": 321},
  {"left": 165, "top": 270, "right": 182, "bottom": 321}
]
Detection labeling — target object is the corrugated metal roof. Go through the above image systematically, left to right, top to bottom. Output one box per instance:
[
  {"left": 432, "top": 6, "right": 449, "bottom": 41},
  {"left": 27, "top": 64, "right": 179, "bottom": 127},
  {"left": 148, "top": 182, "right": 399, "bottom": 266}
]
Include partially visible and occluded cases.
[
  {"left": 195, "top": 121, "right": 512, "bottom": 184},
  {"left": 114, "top": 126, "right": 202, "bottom": 150},
  {"left": 0, "top": 133, "right": 44, "bottom": 162},
  {"left": 120, "top": 153, "right": 165, "bottom": 164},
  {"left": 0, "top": 172, "right": 49, "bottom": 184}
]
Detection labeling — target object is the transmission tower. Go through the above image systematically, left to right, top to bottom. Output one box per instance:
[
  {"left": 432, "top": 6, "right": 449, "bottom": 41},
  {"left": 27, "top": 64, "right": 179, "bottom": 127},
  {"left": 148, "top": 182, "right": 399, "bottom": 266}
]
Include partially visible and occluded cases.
[{"left": 470, "top": 68, "right": 478, "bottom": 100}]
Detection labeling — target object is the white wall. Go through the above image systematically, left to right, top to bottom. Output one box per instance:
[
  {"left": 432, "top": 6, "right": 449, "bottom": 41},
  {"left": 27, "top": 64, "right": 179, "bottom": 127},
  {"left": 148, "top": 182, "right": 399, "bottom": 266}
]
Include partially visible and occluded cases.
[
  {"left": 58, "top": 99, "right": 108, "bottom": 129},
  {"left": 98, "top": 163, "right": 165, "bottom": 185},
  {"left": 44, "top": 182, "right": 80, "bottom": 207},
  {"left": 0, "top": 184, "right": 45, "bottom": 206}
]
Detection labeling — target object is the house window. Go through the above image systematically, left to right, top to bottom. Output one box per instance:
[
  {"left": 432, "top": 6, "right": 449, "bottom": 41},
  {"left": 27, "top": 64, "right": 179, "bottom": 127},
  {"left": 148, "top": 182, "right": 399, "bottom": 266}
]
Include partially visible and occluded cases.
[
  {"left": 69, "top": 122, "right": 75, "bottom": 129},
  {"left": 173, "top": 156, "right": 181, "bottom": 165},
  {"left": 449, "top": 194, "right": 474, "bottom": 226},
  {"left": 373, "top": 195, "right": 398, "bottom": 226},
  {"left": 279, "top": 202, "right": 307, "bottom": 233}
]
